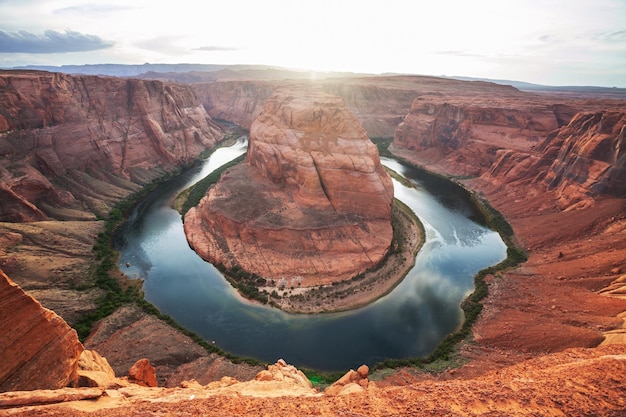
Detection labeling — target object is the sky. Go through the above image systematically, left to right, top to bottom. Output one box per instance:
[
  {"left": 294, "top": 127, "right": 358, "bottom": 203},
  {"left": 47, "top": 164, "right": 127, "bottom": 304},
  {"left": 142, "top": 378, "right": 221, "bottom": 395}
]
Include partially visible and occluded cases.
[{"left": 0, "top": 0, "right": 625, "bottom": 87}]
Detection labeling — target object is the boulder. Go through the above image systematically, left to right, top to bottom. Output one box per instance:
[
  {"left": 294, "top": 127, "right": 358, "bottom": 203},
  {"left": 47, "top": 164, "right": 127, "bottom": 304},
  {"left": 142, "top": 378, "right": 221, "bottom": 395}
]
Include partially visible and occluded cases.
[
  {"left": 77, "top": 350, "right": 118, "bottom": 388},
  {"left": 128, "top": 358, "right": 158, "bottom": 387},
  {"left": 254, "top": 359, "right": 312, "bottom": 390},
  {"left": 325, "top": 365, "right": 369, "bottom": 396}
]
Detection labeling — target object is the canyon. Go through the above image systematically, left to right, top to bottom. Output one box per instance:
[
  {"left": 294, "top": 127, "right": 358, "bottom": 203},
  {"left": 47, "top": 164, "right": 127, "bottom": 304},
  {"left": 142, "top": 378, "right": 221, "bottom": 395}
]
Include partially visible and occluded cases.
[
  {"left": 0, "top": 68, "right": 625, "bottom": 415},
  {"left": 0, "top": 70, "right": 223, "bottom": 222},
  {"left": 0, "top": 70, "right": 223, "bottom": 326},
  {"left": 184, "top": 87, "right": 395, "bottom": 286}
]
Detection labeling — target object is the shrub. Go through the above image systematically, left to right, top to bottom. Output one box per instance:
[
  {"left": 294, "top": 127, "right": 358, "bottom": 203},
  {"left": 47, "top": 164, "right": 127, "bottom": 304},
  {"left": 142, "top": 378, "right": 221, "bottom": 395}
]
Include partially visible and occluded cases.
[{"left": 180, "top": 154, "right": 245, "bottom": 216}]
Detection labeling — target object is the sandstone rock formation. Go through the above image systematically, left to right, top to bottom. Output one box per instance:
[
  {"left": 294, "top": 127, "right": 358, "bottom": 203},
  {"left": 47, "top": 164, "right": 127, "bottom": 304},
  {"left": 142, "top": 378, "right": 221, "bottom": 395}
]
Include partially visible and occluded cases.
[
  {"left": 0, "top": 70, "right": 223, "bottom": 221},
  {"left": 1, "top": 71, "right": 625, "bottom": 416},
  {"left": 193, "top": 76, "right": 520, "bottom": 140},
  {"left": 193, "top": 80, "right": 277, "bottom": 129},
  {"left": 185, "top": 88, "right": 394, "bottom": 285},
  {"left": 393, "top": 95, "right": 561, "bottom": 176},
  {"left": 483, "top": 110, "right": 626, "bottom": 210},
  {"left": 537, "top": 111, "right": 626, "bottom": 208},
  {"left": 0, "top": 268, "right": 83, "bottom": 391},
  {"left": 83, "top": 304, "right": 263, "bottom": 387},
  {"left": 1, "top": 345, "right": 625, "bottom": 416},
  {"left": 76, "top": 350, "right": 117, "bottom": 389},
  {"left": 128, "top": 358, "right": 157, "bottom": 387},
  {"left": 254, "top": 359, "right": 312, "bottom": 390},
  {"left": 325, "top": 364, "right": 369, "bottom": 396}
]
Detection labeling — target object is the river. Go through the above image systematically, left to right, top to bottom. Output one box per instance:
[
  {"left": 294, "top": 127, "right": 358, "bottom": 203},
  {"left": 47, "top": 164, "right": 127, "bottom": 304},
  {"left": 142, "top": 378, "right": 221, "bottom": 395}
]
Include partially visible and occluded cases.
[{"left": 114, "top": 137, "right": 506, "bottom": 371}]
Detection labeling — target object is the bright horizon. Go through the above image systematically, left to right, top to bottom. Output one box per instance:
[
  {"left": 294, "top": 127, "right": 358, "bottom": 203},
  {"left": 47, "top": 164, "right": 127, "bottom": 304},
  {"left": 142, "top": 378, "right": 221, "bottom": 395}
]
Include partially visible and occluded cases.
[{"left": 1, "top": 0, "right": 625, "bottom": 87}]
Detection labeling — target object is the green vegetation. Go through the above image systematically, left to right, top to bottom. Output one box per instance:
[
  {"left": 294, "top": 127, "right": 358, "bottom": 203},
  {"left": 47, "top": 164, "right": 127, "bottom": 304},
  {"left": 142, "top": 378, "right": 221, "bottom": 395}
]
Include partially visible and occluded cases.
[
  {"left": 371, "top": 137, "right": 395, "bottom": 158},
  {"left": 179, "top": 153, "right": 246, "bottom": 216},
  {"left": 74, "top": 171, "right": 183, "bottom": 340},
  {"left": 471, "top": 195, "right": 522, "bottom": 250},
  {"left": 215, "top": 263, "right": 271, "bottom": 305},
  {"left": 301, "top": 368, "right": 346, "bottom": 387}
]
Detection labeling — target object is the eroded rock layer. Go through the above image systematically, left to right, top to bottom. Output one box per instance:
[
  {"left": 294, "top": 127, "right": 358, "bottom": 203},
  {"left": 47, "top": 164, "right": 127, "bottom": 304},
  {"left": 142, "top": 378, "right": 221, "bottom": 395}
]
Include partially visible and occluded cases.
[
  {"left": 0, "top": 70, "right": 223, "bottom": 221},
  {"left": 185, "top": 88, "right": 394, "bottom": 285},
  {"left": 393, "top": 95, "right": 561, "bottom": 176},
  {"left": 483, "top": 110, "right": 626, "bottom": 210},
  {"left": 539, "top": 111, "right": 626, "bottom": 207},
  {"left": 0, "top": 268, "right": 83, "bottom": 392}
]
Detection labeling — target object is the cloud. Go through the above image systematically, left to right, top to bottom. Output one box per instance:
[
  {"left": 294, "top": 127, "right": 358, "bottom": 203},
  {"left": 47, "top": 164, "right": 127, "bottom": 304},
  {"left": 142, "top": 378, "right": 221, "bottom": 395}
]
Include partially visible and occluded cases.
[
  {"left": 53, "top": 4, "right": 135, "bottom": 15},
  {"left": 0, "top": 30, "right": 113, "bottom": 53},
  {"left": 602, "top": 30, "right": 626, "bottom": 42},
  {"left": 539, "top": 34, "right": 560, "bottom": 43},
  {"left": 134, "top": 36, "right": 186, "bottom": 55},
  {"left": 135, "top": 36, "right": 240, "bottom": 56},
  {"left": 194, "top": 45, "right": 239, "bottom": 52},
  {"left": 434, "top": 50, "right": 486, "bottom": 58}
]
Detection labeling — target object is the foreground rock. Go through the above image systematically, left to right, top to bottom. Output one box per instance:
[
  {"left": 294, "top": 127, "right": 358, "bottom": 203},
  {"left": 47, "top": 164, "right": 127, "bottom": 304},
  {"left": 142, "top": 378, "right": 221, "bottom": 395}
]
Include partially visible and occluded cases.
[
  {"left": 185, "top": 88, "right": 394, "bottom": 286},
  {"left": 0, "top": 268, "right": 83, "bottom": 392},
  {"left": 1, "top": 346, "right": 624, "bottom": 416},
  {"left": 76, "top": 350, "right": 117, "bottom": 389},
  {"left": 128, "top": 359, "right": 157, "bottom": 387},
  {"left": 254, "top": 359, "right": 313, "bottom": 391},
  {"left": 325, "top": 364, "right": 369, "bottom": 396}
]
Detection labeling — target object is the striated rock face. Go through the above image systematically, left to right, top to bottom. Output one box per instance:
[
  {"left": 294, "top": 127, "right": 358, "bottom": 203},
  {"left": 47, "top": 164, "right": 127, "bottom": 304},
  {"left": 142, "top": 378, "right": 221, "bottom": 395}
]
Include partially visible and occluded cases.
[
  {"left": 0, "top": 70, "right": 223, "bottom": 221},
  {"left": 193, "top": 81, "right": 277, "bottom": 129},
  {"left": 185, "top": 88, "right": 394, "bottom": 286},
  {"left": 246, "top": 90, "right": 393, "bottom": 218},
  {"left": 393, "top": 96, "right": 560, "bottom": 176},
  {"left": 484, "top": 110, "right": 626, "bottom": 210},
  {"left": 538, "top": 111, "right": 626, "bottom": 208},
  {"left": 0, "top": 268, "right": 84, "bottom": 392}
]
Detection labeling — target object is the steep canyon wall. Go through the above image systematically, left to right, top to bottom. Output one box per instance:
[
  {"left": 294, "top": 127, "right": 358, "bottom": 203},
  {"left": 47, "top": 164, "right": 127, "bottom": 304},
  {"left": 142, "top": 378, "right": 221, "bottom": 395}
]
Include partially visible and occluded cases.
[{"left": 0, "top": 71, "right": 223, "bottom": 221}]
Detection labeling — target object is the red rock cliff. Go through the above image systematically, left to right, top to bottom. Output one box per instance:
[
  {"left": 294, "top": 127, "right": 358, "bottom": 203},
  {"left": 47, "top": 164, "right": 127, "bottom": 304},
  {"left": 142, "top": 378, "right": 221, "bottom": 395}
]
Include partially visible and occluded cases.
[
  {"left": 0, "top": 70, "right": 223, "bottom": 222},
  {"left": 194, "top": 76, "right": 450, "bottom": 139},
  {"left": 184, "top": 88, "right": 394, "bottom": 286},
  {"left": 393, "top": 95, "right": 561, "bottom": 176},
  {"left": 484, "top": 110, "right": 626, "bottom": 210},
  {"left": 539, "top": 111, "right": 626, "bottom": 207},
  {"left": 0, "top": 268, "right": 83, "bottom": 391}
]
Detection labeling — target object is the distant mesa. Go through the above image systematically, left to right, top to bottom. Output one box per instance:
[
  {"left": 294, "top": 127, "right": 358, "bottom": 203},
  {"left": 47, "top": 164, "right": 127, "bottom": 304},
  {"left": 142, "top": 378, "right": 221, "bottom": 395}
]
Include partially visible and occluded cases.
[{"left": 184, "top": 88, "right": 394, "bottom": 287}]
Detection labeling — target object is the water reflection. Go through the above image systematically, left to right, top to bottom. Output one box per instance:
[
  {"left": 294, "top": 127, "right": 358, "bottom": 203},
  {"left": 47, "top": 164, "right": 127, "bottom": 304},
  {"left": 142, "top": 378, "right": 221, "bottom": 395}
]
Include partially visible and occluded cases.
[{"left": 114, "top": 141, "right": 507, "bottom": 371}]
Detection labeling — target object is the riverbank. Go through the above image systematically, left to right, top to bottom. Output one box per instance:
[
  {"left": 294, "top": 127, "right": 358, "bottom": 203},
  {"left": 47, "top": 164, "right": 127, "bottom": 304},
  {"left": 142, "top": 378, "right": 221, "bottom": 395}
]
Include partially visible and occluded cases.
[
  {"left": 385, "top": 144, "right": 626, "bottom": 380},
  {"left": 258, "top": 198, "right": 424, "bottom": 314}
]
